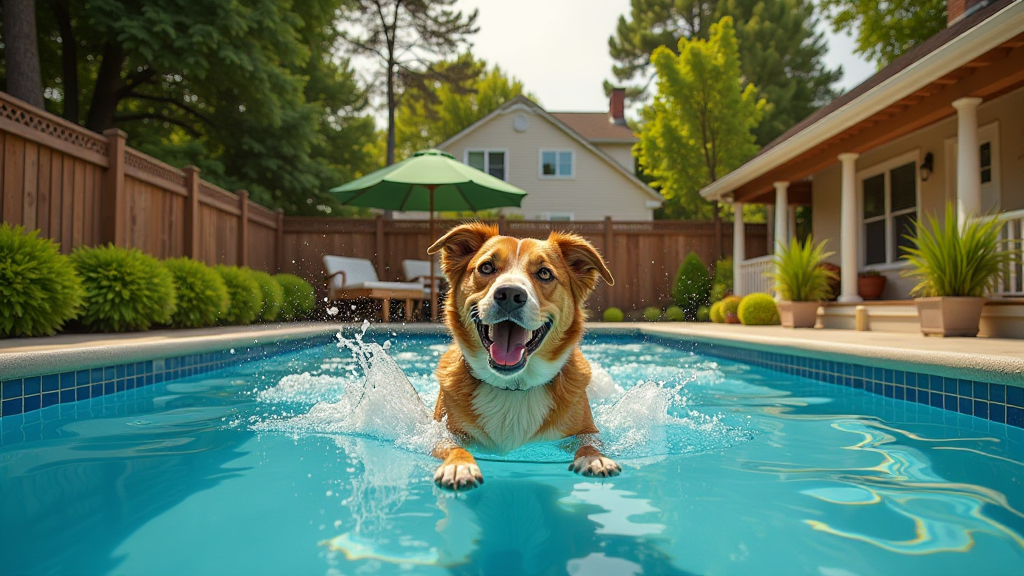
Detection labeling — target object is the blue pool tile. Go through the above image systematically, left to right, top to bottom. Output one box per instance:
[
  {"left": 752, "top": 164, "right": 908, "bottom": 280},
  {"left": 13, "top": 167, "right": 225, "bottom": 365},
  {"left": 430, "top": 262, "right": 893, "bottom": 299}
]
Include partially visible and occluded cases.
[
  {"left": 126, "top": 363, "right": 136, "bottom": 377},
  {"left": 116, "top": 365, "right": 126, "bottom": 378},
  {"left": 104, "top": 366, "right": 115, "bottom": 381},
  {"left": 91, "top": 368, "right": 103, "bottom": 382},
  {"left": 76, "top": 370, "right": 90, "bottom": 385},
  {"left": 60, "top": 372, "right": 75, "bottom": 390},
  {"left": 906, "top": 373, "right": 918, "bottom": 389},
  {"left": 42, "top": 374, "right": 59, "bottom": 392},
  {"left": 929, "top": 375, "right": 943, "bottom": 391},
  {"left": 23, "top": 377, "right": 40, "bottom": 396},
  {"left": 944, "top": 377, "right": 959, "bottom": 394},
  {"left": 853, "top": 379, "right": 864, "bottom": 389},
  {"left": 2, "top": 380, "right": 23, "bottom": 400},
  {"left": 116, "top": 380, "right": 125, "bottom": 392},
  {"left": 959, "top": 380, "right": 973, "bottom": 397},
  {"left": 104, "top": 382, "right": 114, "bottom": 395},
  {"left": 973, "top": 382, "right": 989, "bottom": 401},
  {"left": 91, "top": 384, "right": 103, "bottom": 398},
  {"left": 990, "top": 384, "right": 1006, "bottom": 404},
  {"left": 884, "top": 385, "right": 894, "bottom": 398},
  {"left": 894, "top": 386, "right": 905, "bottom": 401},
  {"left": 1007, "top": 386, "right": 1024, "bottom": 408},
  {"left": 76, "top": 387, "right": 91, "bottom": 401},
  {"left": 905, "top": 388, "right": 917, "bottom": 403},
  {"left": 59, "top": 390, "right": 75, "bottom": 404},
  {"left": 42, "top": 392, "right": 58, "bottom": 408},
  {"left": 930, "top": 392, "right": 944, "bottom": 408},
  {"left": 944, "top": 394, "right": 958, "bottom": 410},
  {"left": 23, "top": 395, "right": 41, "bottom": 413},
  {"left": 958, "top": 397, "right": 973, "bottom": 415},
  {"left": 2, "top": 399, "right": 22, "bottom": 416},
  {"left": 974, "top": 400, "right": 989, "bottom": 420},
  {"left": 991, "top": 403, "right": 1006, "bottom": 423},
  {"left": 1008, "top": 407, "right": 1024, "bottom": 428}
]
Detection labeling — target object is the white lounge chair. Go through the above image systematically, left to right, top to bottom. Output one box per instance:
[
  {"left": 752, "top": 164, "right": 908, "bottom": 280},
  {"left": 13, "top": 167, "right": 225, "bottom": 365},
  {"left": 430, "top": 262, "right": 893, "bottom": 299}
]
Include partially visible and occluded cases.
[
  {"left": 322, "top": 256, "right": 424, "bottom": 322},
  {"left": 402, "top": 259, "right": 445, "bottom": 319}
]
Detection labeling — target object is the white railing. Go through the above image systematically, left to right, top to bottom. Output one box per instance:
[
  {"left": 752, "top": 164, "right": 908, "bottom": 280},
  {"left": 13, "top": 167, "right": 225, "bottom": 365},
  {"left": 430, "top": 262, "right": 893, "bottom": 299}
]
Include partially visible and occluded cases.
[
  {"left": 979, "top": 208, "right": 1024, "bottom": 297},
  {"left": 737, "top": 254, "right": 775, "bottom": 296}
]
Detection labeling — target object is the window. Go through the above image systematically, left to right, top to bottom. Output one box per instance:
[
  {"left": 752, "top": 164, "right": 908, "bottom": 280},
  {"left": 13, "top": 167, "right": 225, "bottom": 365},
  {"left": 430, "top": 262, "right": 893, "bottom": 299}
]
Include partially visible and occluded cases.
[
  {"left": 980, "top": 142, "right": 992, "bottom": 184},
  {"left": 466, "top": 150, "right": 506, "bottom": 180},
  {"left": 540, "top": 150, "right": 573, "bottom": 178},
  {"left": 859, "top": 153, "right": 918, "bottom": 267}
]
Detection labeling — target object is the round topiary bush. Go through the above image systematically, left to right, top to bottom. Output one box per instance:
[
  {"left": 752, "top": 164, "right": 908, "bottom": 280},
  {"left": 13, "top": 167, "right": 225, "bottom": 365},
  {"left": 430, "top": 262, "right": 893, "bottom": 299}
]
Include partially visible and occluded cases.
[
  {"left": 0, "top": 224, "right": 84, "bottom": 337},
  {"left": 70, "top": 245, "right": 176, "bottom": 332},
  {"left": 162, "top": 258, "right": 229, "bottom": 328},
  {"left": 215, "top": 265, "right": 262, "bottom": 325},
  {"left": 248, "top": 270, "right": 283, "bottom": 322},
  {"left": 275, "top": 273, "right": 315, "bottom": 321},
  {"left": 738, "top": 293, "right": 780, "bottom": 325},
  {"left": 720, "top": 296, "right": 742, "bottom": 323},
  {"left": 709, "top": 301, "right": 725, "bottom": 323},
  {"left": 665, "top": 305, "right": 686, "bottom": 321},
  {"left": 696, "top": 305, "right": 711, "bottom": 322},
  {"left": 643, "top": 306, "right": 662, "bottom": 321},
  {"left": 602, "top": 307, "right": 624, "bottom": 322}
]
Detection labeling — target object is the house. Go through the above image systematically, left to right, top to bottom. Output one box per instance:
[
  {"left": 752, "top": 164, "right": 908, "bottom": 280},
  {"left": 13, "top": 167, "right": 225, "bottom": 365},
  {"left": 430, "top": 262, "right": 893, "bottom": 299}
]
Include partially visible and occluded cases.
[
  {"left": 699, "top": 0, "right": 1024, "bottom": 337},
  {"left": 437, "top": 91, "right": 664, "bottom": 221}
]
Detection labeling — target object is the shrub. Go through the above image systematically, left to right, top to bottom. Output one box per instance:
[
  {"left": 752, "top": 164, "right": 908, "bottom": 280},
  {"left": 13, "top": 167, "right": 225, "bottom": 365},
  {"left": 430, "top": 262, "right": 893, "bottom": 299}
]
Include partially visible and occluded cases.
[
  {"left": 0, "top": 224, "right": 84, "bottom": 337},
  {"left": 770, "top": 236, "right": 837, "bottom": 301},
  {"left": 70, "top": 245, "right": 176, "bottom": 332},
  {"left": 672, "top": 253, "right": 712, "bottom": 319},
  {"left": 710, "top": 257, "right": 733, "bottom": 303},
  {"left": 162, "top": 258, "right": 229, "bottom": 328},
  {"left": 215, "top": 266, "right": 262, "bottom": 325},
  {"left": 249, "top": 270, "right": 283, "bottom": 322},
  {"left": 276, "top": 274, "right": 316, "bottom": 321},
  {"left": 738, "top": 293, "right": 780, "bottom": 325},
  {"left": 720, "top": 296, "right": 742, "bottom": 322},
  {"left": 709, "top": 301, "right": 725, "bottom": 323},
  {"left": 665, "top": 305, "right": 686, "bottom": 321},
  {"left": 696, "top": 305, "right": 710, "bottom": 322},
  {"left": 643, "top": 306, "right": 662, "bottom": 321},
  {"left": 602, "top": 307, "right": 625, "bottom": 322}
]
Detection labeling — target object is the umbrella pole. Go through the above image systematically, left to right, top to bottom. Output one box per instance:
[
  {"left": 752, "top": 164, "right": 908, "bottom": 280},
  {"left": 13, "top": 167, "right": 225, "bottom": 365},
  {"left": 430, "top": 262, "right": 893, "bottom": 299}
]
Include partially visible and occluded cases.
[{"left": 429, "top": 187, "right": 438, "bottom": 323}]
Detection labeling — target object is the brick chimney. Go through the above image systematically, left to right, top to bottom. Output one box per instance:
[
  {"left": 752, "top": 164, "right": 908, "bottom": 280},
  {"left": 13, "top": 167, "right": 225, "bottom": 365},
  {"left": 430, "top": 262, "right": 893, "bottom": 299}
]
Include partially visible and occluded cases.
[
  {"left": 948, "top": 0, "right": 988, "bottom": 25},
  {"left": 609, "top": 88, "right": 626, "bottom": 125}
]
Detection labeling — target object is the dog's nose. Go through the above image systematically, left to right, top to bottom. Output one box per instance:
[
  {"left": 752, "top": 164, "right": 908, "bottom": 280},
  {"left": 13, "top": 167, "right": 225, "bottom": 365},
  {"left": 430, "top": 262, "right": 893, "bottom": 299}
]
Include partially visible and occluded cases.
[{"left": 493, "top": 285, "right": 527, "bottom": 312}]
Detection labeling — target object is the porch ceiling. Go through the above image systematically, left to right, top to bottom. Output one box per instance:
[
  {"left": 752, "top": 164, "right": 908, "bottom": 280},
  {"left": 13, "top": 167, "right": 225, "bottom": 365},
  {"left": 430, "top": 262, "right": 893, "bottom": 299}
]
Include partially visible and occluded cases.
[
  {"left": 731, "top": 33, "right": 1024, "bottom": 203},
  {"left": 741, "top": 180, "right": 811, "bottom": 205}
]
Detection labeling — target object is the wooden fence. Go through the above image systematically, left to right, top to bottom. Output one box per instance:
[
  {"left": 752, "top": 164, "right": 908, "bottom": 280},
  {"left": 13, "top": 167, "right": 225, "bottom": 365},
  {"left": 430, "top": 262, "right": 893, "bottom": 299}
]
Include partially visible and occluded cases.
[{"left": 1, "top": 90, "right": 768, "bottom": 311}]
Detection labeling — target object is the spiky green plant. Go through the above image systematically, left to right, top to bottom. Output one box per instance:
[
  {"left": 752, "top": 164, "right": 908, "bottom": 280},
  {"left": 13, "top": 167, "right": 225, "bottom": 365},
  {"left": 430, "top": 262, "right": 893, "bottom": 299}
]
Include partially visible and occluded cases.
[
  {"left": 901, "top": 204, "right": 1019, "bottom": 297},
  {"left": 0, "top": 224, "right": 84, "bottom": 337},
  {"left": 769, "top": 236, "right": 837, "bottom": 302}
]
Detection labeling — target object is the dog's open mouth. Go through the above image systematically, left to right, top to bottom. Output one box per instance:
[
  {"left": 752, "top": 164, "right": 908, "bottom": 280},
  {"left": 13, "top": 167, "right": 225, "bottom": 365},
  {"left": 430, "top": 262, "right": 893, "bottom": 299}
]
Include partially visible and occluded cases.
[{"left": 473, "top": 314, "right": 552, "bottom": 373}]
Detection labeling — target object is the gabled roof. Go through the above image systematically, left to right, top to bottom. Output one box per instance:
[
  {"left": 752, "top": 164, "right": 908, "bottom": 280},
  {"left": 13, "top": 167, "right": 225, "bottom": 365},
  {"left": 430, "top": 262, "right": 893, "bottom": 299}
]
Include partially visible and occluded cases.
[
  {"left": 438, "top": 95, "right": 663, "bottom": 203},
  {"left": 549, "top": 112, "right": 636, "bottom": 142}
]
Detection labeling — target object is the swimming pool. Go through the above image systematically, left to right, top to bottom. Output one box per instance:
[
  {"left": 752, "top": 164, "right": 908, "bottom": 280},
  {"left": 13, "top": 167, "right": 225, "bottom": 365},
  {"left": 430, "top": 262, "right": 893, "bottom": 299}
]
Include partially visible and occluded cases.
[{"left": 1, "top": 329, "right": 1022, "bottom": 575}]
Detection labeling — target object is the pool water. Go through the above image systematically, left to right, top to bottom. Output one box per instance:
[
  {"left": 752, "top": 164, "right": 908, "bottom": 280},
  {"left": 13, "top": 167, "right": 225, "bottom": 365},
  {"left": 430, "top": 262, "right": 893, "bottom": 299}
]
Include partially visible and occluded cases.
[{"left": 1, "top": 331, "right": 1022, "bottom": 576}]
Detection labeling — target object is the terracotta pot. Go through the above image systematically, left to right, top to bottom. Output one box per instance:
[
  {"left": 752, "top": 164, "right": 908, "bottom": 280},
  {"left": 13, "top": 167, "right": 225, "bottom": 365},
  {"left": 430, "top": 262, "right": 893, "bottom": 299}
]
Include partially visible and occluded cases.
[
  {"left": 858, "top": 275, "right": 887, "bottom": 300},
  {"left": 916, "top": 296, "right": 986, "bottom": 337},
  {"left": 778, "top": 301, "right": 821, "bottom": 328},
  {"left": 725, "top": 312, "right": 740, "bottom": 324}
]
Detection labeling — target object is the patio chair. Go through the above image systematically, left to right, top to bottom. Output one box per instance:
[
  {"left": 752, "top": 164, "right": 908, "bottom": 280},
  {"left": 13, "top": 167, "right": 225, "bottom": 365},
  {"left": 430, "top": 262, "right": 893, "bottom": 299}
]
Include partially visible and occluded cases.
[
  {"left": 322, "top": 256, "right": 424, "bottom": 322},
  {"left": 402, "top": 259, "right": 445, "bottom": 319}
]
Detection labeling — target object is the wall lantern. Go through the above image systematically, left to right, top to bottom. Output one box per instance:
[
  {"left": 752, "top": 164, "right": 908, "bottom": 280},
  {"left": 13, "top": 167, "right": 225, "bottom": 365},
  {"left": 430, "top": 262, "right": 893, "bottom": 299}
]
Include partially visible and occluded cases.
[{"left": 920, "top": 152, "right": 934, "bottom": 182}]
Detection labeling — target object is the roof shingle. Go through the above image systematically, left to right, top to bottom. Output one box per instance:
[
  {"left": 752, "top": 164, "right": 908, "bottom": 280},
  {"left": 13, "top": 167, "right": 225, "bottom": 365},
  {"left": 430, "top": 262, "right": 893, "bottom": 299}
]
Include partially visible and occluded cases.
[{"left": 550, "top": 112, "right": 636, "bottom": 142}]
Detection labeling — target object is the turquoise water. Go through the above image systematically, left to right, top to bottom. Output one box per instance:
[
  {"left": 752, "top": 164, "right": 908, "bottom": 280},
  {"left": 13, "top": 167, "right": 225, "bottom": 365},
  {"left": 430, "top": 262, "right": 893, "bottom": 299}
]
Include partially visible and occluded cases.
[{"left": 1, "top": 332, "right": 1023, "bottom": 576}]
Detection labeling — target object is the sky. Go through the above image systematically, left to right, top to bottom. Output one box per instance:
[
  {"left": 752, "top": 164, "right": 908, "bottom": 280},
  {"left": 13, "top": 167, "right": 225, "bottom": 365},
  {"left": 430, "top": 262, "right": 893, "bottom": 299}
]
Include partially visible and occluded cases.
[{"left": 452, "top": 0, "right": 876, "bottom": 114}]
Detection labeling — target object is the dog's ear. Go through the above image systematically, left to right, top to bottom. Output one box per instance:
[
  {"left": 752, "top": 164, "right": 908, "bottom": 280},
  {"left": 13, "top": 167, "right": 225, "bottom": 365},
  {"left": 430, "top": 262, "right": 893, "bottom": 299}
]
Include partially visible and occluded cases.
[
  {"left": 428, "top": 222, "right": 498, "bottom": 281},
  {"left": 549, "top": 231, "right": 614, "bottom": 299}
]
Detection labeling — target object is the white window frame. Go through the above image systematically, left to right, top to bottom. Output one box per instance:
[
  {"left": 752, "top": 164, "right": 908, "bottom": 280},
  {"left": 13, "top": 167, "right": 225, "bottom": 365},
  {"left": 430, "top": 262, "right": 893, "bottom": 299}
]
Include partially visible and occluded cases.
[
  {"left": 943, "top": 121, "right": 1001, "bottom": 213},
  {"left": 464, "top": 149, "right": 509, "bottom": 181},
  {"left": 538, "top": 149, "right": 575, "bottom": 179},
  {"left": 856, "top": 149, "right": 921, "bottom": 271},
  {"left": 540, "top": 212, "right": 575, "bottom": 221}
]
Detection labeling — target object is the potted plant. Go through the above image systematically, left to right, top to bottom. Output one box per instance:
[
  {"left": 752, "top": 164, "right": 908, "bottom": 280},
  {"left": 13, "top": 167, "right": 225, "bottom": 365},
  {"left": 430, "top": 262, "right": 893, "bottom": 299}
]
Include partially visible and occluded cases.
[
  {"left": 901, "top": 204, "right": 1018, "bottom": 337},
  {"left": 769, "top": 236, "right": 837, "bottom": 328},
  {"left": 857, "top": 270, "right": 887, "bottom": 300}
]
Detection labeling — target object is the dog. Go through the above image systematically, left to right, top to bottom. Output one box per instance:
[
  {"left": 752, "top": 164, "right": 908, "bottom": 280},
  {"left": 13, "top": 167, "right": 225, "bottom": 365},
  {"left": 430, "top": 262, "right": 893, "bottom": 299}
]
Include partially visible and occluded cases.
[{"left": 425, "top": 222, "right": 620, "bottom": 491}]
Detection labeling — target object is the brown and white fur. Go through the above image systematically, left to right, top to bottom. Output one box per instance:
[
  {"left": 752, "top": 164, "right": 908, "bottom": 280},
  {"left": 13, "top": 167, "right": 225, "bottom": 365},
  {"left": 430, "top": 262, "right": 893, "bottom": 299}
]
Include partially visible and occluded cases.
[{"left": 426, "top": 222, "right": 620, "bottom": 491}]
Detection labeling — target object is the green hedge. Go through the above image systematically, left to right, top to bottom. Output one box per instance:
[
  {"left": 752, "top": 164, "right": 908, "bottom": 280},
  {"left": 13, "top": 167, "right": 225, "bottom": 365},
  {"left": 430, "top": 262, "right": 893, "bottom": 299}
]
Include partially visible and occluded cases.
[
  {"left": 0, "top": 224, "right": 84, "bottom": 337},
  {"left": 70, "top": 245, "right": 177, "bottom": 332},
  {"left": 672, "top": 252, "right": 711, "bottom": 320},
  {"left": 710, "top": 257, "right": 734, "bottom": 303},
  {"left": 162, "top": 258, "right": 229, "bottom": 328},
  {"left": 215, "top": 266, "right": 262, "bottom": 325},
  {"left": 249, "top": 270, "right": 283, "bottom": 322},
  {"left": 275, "top": 274, "right": 316, "bottom": 321},
  {"left": 738, "top": 293, "right": 780, "bottom": 325},
  {"left": 720, "top": 296, "right": 742, "bottom": 322},
  {"left": 709, "top": 301, "right": 725, "bottom": 323},
  {"left": 666, "top": 305, "right": 686, "bottom": 321},
  {"left": 643, "top": 306, "right": 662, "bottom": 321},
  {"left": 602, "top": 307, "right": 624, "bottom": 322}
]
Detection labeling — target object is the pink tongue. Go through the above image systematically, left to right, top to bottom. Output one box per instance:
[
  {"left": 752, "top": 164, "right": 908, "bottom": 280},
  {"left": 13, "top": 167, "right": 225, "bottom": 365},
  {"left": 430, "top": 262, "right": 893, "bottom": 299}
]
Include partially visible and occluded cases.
[{"left": 488, "top": 321, "right": 530, "bottom": 366}]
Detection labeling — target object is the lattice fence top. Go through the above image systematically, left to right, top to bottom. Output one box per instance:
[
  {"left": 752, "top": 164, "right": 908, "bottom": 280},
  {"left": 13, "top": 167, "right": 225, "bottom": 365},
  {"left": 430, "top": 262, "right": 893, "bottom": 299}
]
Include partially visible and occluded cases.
[
  {"left": 0, "top": 92, "right": 108, "bottom": 155},
  {"left": 125, "top": 149, "right": 186, "bottom": 186},
  {"left": 199, "top": 181, "right": 237, "bottom": 202}
]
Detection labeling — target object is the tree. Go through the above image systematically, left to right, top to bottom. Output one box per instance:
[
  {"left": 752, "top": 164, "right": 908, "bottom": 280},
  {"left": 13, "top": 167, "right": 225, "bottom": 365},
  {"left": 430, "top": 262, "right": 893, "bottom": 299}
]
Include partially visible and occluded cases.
[
  {"left": 1, "top": 0, "right": 44, "bottom": 107},
  {"left": 336, "top": 0, "right": 478, "bottom": 166},
  {"left": 608, "top": 0, "right": 840, "bottom": 144},
  {"left": 819, "top": 0, "right": 946, "bottom": 67},
  {"left": 636, "top": 16, "right": 765, "bottom": 220},
  {"left": 395, "top": 53, "right": 529, "bottom": 159}
]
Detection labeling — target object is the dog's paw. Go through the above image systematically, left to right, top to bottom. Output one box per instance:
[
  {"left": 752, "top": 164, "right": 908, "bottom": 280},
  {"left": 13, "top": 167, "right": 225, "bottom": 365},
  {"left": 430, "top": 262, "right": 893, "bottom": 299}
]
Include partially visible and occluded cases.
[
  {"left": 569, "top": 454, "right": 621, "bottom": 478},
  {"left": 434, "top": 463, "right": 484, "bottom": 491}
]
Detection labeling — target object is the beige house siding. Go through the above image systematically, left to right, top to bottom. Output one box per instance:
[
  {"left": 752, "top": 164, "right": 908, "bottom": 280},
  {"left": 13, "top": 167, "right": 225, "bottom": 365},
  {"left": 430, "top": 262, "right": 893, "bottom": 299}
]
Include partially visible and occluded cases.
[
  {"left": 810, "top": 86, "right": 1024, "bottom": 299},
  {"left": 441, "top": 108, "right": 656, "bottom": 220},
  {"left": 595, "top": 142, "right": 636, "bottom": 173}
]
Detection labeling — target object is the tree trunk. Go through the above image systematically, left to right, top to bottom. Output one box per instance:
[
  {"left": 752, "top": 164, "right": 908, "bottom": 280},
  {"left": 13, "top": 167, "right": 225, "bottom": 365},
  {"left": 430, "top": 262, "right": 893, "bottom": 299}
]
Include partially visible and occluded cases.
[
  {"left": 2, "top": 0, "right": 44, "bottom": 108},
  {"left": 52, "top": 0, "right": 79, "bottom": 122},
  {"left": 85, "top": 42, "right": 125, "bottom": 132},
  {"left": 386, "top": 61, "right": 396, "bottom": 166}
]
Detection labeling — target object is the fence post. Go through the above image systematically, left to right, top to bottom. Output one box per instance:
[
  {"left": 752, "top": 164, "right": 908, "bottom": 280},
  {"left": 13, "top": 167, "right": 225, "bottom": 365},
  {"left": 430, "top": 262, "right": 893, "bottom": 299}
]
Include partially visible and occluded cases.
[
  {"left": 101, "top": 128, "right": 127, "bottom": 246},
  {"left": 183, "top": 166, "right": 201, "bottom": 259},
  {"left": 237, "top": 190, "right": 249, "bottom": 267},
  {"left": 275, "top": 208, "right": 285, "bottom": 273},
  {"left": 375, "top": 215, "right": 385, "bottom": 279},
  {"left": 498, "top": 215, "right": 507, "bottom": 236},
  {"left": 604, "top": 216, "right": 613, "bottom": 257}
]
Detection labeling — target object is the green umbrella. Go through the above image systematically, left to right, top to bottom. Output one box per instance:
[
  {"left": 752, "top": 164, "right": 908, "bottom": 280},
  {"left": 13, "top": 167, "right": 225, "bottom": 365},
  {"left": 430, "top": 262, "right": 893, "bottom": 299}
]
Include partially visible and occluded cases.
[{"left": 329, "top": 149, "right": 527, "bottom": 321}]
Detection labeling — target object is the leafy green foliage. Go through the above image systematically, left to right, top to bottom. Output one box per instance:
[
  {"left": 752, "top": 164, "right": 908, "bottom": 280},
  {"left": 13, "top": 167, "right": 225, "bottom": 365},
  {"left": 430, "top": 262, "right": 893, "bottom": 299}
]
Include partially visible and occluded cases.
[
  {"left": 819, "top": 0, "right": 946, "bottom": 67},
  {"left": 636, "top": 17, "right": 766, "bottom": 220},
  {"left": 901, "top": 204, "right": 1020, "bottom": 297},
  {"left": 0, "top": 224, "right": 83, "bottom": 337},
  {"left": 770, "top": 236, "right": 837, "bottom": 302},
  {"left": 70, "top": 245, "right": 176, "bottom": 332},
  {"left": 672, "top": 252, "right": 713, "bottom": 319},
  {"left": 710, "top": 256, "right": 733, "bottom": 302},
  {"left": 161, "top": 258, "right": 228, "bottom": 328},
  {"left": 215, "top": 266, "right": 262, "bottom": 325},
  {"left": 249, "top": 270, "right": 283, "bottom": 322},
  {"left": 275, "top": 274, "right": 316, "bottom": 321},
  {"left": 738, "top": 293, "right": 780, "bottom": 325},
  {"left": 720, "top": 296, "right": 742, "bottom": 320},
  {"left": 709, "top": 300, "right": 725, "bottom": 323},
  {"left": 666, "top": 305, "right": 686, "bottom": 321},
  {"left": 695, "top": 305, "right": 710, "bottom": 322},
  {"left": 602, "top": 307, "right": 625, "bottom": 322},
  {"left": 643, "top": 307, "right": 663, "bottom": 321}
]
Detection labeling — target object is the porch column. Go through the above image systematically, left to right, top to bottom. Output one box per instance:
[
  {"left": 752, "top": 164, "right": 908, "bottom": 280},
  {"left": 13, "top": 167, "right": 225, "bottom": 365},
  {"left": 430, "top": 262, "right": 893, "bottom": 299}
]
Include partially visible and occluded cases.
[
  {"left": 953, "top": 97, "right": 983, "bottom": 228},
  {"left": 838, "top": 153, "right": 862, "bottom": 303},
  {"left": 773, "top": 182, "right": 789, "bottom": 251},
  {"left": 733, "top": 201, "right": 745, "bottom": 296},
  {"left": 765, "top": 205, "right": 775, "bottom": 254},
  {"left": 788, "top": 205, "right": 798, "bottom": 244}
]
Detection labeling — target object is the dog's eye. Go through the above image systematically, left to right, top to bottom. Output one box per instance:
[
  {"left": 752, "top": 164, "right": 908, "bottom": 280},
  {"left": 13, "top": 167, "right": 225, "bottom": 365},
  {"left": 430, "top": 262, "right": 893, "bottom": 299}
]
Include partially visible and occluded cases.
[
  {"left": 478, "top": 262, "right": 496, "bottom": 275},
  {"left": 536, "top": 267, "right": 554, "bottom": 282}
]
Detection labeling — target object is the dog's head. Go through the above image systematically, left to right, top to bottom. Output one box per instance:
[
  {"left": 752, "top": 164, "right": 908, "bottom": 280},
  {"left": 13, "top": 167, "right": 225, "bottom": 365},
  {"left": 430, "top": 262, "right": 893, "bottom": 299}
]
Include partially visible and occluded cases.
[{"left": 428, "top": 223, "right": 613, "bottom": 391}]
